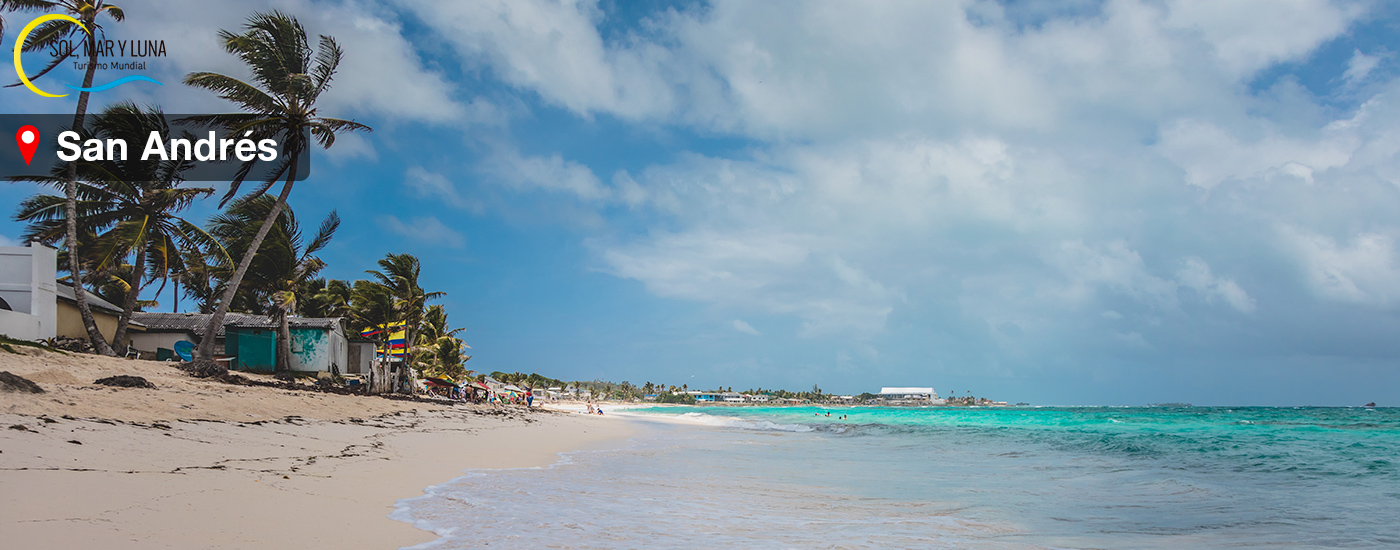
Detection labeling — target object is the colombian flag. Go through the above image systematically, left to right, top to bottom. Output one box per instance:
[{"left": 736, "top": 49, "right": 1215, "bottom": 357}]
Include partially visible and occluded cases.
[{"left": 362, "top": 322, "right": 408, "bottom": 360}]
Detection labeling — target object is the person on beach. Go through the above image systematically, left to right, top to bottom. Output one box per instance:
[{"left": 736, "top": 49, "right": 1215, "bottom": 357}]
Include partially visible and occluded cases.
[{"left": 526, "top": 390, "right": 534, "bottom": 408}]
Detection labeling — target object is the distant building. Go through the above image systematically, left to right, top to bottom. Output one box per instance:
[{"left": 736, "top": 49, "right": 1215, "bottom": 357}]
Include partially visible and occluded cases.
[{"left": 879, "top": 387, "right": 945, "bottom": 404}]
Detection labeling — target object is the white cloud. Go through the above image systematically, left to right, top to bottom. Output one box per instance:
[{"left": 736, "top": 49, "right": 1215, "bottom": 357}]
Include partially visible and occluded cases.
[
  {"left": 396, "top": 0, "right": 675, "bottom": 120},
  {"left": 399, "top": 0, "right": 1358, "bottom": 141},
  {"left": 1344, "top": 49, "right": 1382, "bottom": 87},
  {"left": 1157, "top": 118, "right": 1355, "bottom": 189},
  {"left": 481, "top": 147, "right": 609, "bottom": 201},
  {"left": 404, "top": 166, "right": 482, "bottom": 212},
  {"left": 376, "top": 215, "right": 467, "bottom": 248},
  {"left": 1285, "top": 227, "right": 1400, "bottom": 307},
  {"left": 600, "top": 231, "right": 897, "bottom": 338},
  {"left": 0, "top": 235, "right": 19, "bottom": 247},
  {"left": 1047, "top": 240, "right": 1178, "bottom": 308},
  {"left": 1176, "top": 257, "right": 1256, "bottom": 313},
  {"left": 731, "top": 319, "right": 761, "bottom": 336}
]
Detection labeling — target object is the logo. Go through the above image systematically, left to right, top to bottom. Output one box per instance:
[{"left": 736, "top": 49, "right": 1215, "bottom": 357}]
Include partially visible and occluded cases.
[{"left": 13, "top": 14, "right": 162, "bottom": 98}]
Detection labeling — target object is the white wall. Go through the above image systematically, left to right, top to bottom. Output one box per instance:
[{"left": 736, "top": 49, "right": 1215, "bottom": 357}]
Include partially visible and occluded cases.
[
  {"left": 0, "top": 244, "right": 57, "bottom": 340},
  {"left": 289, "top": 325, "right": 350, "bottom": 373},
  {"left": 128, "top": 332, "right": 197, "bottom": 355}
]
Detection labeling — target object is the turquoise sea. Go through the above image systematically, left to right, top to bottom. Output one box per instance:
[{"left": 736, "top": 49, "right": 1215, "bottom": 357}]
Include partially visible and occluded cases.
[{"left": 397, "top": 406, "right": 1399, "bottom": 549}]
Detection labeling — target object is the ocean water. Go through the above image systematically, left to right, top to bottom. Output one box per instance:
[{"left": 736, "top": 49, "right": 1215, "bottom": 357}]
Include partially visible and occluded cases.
[{"left": 396, "top": 406, "right": 1400, "bottom": 549}]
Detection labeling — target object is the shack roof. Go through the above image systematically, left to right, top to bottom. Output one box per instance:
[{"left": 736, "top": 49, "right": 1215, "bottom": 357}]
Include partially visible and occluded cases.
[
  {"left": 56, "top": 283, "right": 126, "bottom": 317},
  {"left": 130, "top": 312, "right": 341, "bottom": 337},
  {"left": 224, "top": 316, "right": 343, "bottom": 330}
]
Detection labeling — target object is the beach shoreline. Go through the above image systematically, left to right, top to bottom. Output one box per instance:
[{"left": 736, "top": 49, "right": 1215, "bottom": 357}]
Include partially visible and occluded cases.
[{"left": 0, "top": 349, "right": 634, "bottom": 549}]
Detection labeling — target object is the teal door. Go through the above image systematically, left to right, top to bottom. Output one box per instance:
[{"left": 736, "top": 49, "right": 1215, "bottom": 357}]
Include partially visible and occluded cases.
[{"left": 235, "top": 328, "right": 276, "bottom": 372}]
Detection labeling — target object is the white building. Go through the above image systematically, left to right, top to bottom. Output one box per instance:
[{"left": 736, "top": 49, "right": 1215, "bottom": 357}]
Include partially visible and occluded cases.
[
  {"left": 0, "top": 243, "right": 57, "bottom": 341},
  {"left": 879, "top": 387, "right": 945, "bottom": 404}
]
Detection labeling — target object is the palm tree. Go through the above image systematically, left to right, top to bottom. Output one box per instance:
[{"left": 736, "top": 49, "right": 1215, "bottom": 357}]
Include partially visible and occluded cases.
[
  {"left": 10, "top": 0, "right": 128, "bottom": 355},
  {"left": 183, "top": 10, "right": 370, "bottom": 361},
  {"left": 12, "top": 103, "right": 224, "bottom": 352},
  {"left": 207, "top": 195, "right": 338, "bottom": 373},
  {"left": 366, "top": 253, "right": 441, "bottom": 393},
  {"left": 302, "top": 278, "right": 353, "bottom": 318},
  {"left": 347, "top": 278, "right": 396, "bottom": 390},
  {"left": 413, "top": 304, "right": 470, "bottom": 381},
  {"left": 416, "top": 304, "right": 461, "bottom": 342}
]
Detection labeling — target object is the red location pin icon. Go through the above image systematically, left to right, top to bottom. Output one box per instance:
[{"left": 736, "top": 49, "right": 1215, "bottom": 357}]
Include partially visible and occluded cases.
[{"left": 16, "top": 125, "right": 40, "bottom": 166}]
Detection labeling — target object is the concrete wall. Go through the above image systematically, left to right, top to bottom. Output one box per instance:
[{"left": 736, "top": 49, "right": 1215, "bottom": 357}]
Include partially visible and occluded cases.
[
  {"left": 0, "top": 244, "right": 57, "bottom": 340},
  {"left": 56, "top": 300, "right": 124, "bottom": 345},
  {"left": 289, "top": 325, "right": 348, "bottom": 373}
]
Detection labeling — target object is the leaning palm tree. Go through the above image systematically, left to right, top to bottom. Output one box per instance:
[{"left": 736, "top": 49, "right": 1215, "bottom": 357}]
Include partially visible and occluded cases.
[
  {"left": 10, "top": 0, "right": 128, "bottom": 355},
  {"left": 183, "top": 10, "right": 369, "bottom": 361},
  {"left": 12, "top": 104, "right": 224, "bottom": 352},
  {"left": 206, "top": 195, "right": 338, "bottom": 373},
  {"left": 366, "top": 253, "right": 442, "bottom": 393}
]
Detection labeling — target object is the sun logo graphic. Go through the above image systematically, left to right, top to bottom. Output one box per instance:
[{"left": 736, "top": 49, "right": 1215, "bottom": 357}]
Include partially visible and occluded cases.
[{"left": 12, "top": 14, "right": 162, "bottom": 98}]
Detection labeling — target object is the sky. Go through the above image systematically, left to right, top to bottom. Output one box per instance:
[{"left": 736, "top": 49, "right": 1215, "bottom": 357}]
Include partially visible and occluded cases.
[{"left": 4, "top": 0, "right": 1400, "bottom": 405}]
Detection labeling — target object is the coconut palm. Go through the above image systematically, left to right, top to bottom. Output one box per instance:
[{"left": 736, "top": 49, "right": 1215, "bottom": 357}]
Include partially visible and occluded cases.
[
  {"left": 9, "top": 0, "right": 128, "bottom": 355},
  {"left": 183, "top": 10, "right": 369, "bottom": 361},
  {"left": 12, "top": 103, "right": 224, "bottom": 352},
  {"left": 206, "top": 195, "right": 338, "bottom": 373},
  {"left": 365, "top": 254, "right": 442, "bottom": 392},
  {"left": 302, "top": 278, "right": 353, "bottom": 319},
  {"left": 413, "top": 304, "right": 470, "bottom": 381},
  {"left": 416, "top": 304, "right": 461, "bottom": 342},
  {"left": 417, "top": 335, "right": 470, "bottom": 382}
]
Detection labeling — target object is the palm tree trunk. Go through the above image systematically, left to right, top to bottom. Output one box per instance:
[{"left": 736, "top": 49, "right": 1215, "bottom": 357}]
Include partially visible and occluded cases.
[
  {"left": 66, "top": 29, "right": 114, "bottom": 356},
  {"left": 196, "top": 159, "right": 297, "bottom": 360},
  {"left": 110, "top": 242, "right": 146, "bottom": 354},
  {"left": 275, "top": 307, "right": 292, "bottom": 373}
]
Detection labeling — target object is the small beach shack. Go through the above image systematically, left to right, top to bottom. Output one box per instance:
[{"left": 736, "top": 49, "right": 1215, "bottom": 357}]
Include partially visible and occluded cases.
[{"left": 224, "top": 316, "right": 348, "bottom": 373}]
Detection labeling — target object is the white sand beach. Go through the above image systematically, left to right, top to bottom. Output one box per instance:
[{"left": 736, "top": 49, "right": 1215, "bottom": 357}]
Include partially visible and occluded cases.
[{"left": 0, "top": 348, "right": 633, "bottom": 549}]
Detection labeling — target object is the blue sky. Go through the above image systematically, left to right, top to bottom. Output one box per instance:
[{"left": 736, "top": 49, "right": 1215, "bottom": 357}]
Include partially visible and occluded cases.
[{"left": 5, "top": 0, "right": 1400, "bottom": 405}]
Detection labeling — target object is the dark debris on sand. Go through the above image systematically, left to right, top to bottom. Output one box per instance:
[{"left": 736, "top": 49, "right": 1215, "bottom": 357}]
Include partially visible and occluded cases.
[
  {"left": 178, "top": 359, "right": 228, "bottom": 379},
  {"left": 0, "top": 371, "right": 44, "bottom": 394},
  {"left": 94, "top": 375, "right": 156, "bottom": 389}
]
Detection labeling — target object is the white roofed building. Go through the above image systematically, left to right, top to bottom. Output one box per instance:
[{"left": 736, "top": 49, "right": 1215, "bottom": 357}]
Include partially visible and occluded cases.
[{"left": 879, "top": 387, "right": 944, "bottom": 404}]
